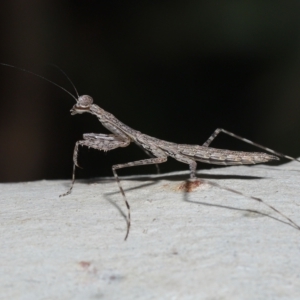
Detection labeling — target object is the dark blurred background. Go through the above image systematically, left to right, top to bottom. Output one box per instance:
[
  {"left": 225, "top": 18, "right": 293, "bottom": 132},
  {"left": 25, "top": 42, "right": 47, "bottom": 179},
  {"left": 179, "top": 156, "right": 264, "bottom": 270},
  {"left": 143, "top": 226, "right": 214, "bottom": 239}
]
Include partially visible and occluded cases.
[{"left": 1, "top": 1, "right": 300, "bottom": 182}]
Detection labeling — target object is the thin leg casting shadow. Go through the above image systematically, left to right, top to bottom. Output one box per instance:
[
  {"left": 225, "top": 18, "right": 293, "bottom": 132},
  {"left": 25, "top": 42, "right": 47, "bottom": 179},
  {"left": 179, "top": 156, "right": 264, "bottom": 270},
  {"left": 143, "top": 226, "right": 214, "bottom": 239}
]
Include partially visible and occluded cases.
[
  {"left": 182, "top": 177, "right": 300, "bottom": 231},
  {"left": 103, "top": 180, "right": 160, "bottom": 229}
]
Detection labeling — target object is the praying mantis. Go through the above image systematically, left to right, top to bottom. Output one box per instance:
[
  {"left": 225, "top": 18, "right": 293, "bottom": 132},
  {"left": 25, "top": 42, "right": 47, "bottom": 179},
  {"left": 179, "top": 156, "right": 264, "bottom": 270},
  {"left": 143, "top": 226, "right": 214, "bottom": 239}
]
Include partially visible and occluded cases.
[{"left": 1, "top": 63, "right": 299, "bottom": 240}]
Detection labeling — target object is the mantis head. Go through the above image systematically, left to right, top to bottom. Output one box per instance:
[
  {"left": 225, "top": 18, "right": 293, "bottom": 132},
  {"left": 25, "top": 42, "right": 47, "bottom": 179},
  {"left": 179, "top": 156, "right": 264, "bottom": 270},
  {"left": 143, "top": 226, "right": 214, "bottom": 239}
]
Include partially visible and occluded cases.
[{"left": 71, "top": 95, "right": 94, "bottom": 115}]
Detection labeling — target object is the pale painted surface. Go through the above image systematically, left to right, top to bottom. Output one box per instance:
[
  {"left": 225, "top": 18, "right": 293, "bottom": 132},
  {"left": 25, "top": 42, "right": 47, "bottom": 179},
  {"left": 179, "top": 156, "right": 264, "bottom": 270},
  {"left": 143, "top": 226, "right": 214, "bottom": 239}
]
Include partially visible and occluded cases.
[{"left": 1, "top": 161, "right": 300, "bottom": 299}]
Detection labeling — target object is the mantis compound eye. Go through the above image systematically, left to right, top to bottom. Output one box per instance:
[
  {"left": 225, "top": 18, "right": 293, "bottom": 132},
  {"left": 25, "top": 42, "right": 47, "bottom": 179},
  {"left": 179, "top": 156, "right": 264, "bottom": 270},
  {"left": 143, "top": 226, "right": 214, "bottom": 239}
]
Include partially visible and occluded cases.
[{"left": 77, "top": 95, "right": 94, "bottom": 107}]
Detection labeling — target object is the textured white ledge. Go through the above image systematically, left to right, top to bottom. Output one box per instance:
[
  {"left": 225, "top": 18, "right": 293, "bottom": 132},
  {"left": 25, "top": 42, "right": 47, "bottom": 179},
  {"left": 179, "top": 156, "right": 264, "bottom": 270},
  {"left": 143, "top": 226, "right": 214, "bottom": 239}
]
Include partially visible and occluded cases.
[{"left": 1, "top": 160, "right": 300, "bottom": 299}]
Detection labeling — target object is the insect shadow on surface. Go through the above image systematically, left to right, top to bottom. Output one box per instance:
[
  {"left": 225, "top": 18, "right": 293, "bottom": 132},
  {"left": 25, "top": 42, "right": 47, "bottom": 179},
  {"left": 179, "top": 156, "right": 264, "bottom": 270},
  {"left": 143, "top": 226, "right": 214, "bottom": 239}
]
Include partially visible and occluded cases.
[
  {"left": 1, "top": 63, "right": 300, "bottom": 240},
  {"left": 181, "top": 174, "right": 300, "bottom": 231},
  {"left": 103, "top": 179, "right": 159, "bottom": 221}
]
